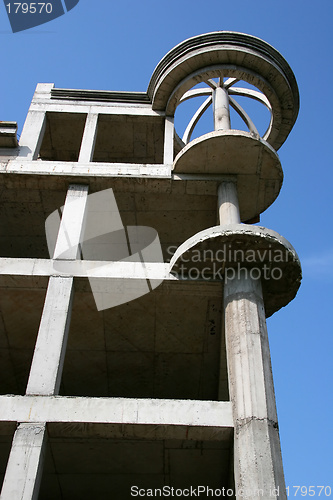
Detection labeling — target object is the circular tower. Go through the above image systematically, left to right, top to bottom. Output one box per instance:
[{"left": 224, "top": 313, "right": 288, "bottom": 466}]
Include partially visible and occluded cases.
[{"left": 149, "top": 32, "right": 302, "bottom": 499}]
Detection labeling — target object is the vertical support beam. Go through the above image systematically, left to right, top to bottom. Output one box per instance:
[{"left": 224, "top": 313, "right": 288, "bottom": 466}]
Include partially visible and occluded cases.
[
  {"left": 18, "top": 84, "right": 54, "bottom": 161},
  {"left": 213, "top": 85, "right": 231, "bottom": 131},
  {"left": 18, "top": 111, "right": 46, "bottom": 161},
  {"left": 78, "top": 113, "right": 99, "bottom": 163},
  {"left": 163, "top": 116, "right": 174, "bottom": 165},
  {"left": 218, "top": 180, "right": 286, "bottom": 497},
  {"left": 218, "top": 181, "right": 241, "bottom": 225},
  {"left": 26, "top": 184, "right": 89, "bottom": 396},
  {"left": 53, "top": 184, "right": 89, "bottom": 260},
  {"left": 224, "top": 273, "right": 287, "bottom": 499},
  {"left": 25, "top": 277, "right": 74, "bottom": 395},
  {"left": 0, "top": 423, "right": 47, "bottom": 500}
]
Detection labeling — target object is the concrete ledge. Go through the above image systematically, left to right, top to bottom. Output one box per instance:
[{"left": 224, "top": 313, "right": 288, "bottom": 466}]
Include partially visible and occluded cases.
[
  {"left": 173, "top": 130, "right": 282, "bottom": 220},
  {"left": 4, "top": 160, "right": 171, "bottom": 178},
  {"left": 170, "top": 224, "right": 302, "bottom": 316},
  {"left": 0, "top": 259, "right": 172, "bottom": 280},
  {"left": 0, "top": 395, "right": 233, "bottom": 429}
]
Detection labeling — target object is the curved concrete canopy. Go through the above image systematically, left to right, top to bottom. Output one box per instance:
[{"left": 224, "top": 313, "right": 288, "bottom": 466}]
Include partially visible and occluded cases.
[
  {"left": 148, "top": 31, "right": 299, "bottom": 150},
  {"left": 173, "top": 130, "right": 283, "bottom": 221},
  {"left": 169, "top": 224, "right": 302, "bottom": 317}
]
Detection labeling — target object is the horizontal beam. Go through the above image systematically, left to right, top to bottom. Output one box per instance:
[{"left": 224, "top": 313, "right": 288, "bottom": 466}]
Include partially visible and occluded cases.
[
  {"left": 29, "top": 101, "right": 163, "bottom": 117},
  {"left": 2, "top": 160, "right": 171, "bottom": 179},
  {"left": 0, "top": 258, "right": 171, "bottom": 280},
  {"left": 0, "top": 395, "right": 233, "bottom": 429}
]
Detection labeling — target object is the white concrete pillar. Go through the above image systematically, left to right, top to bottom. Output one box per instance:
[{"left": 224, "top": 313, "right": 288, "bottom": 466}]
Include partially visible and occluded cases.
[
  {"left": 18, "top": 84, "right": 55, "bottom": 160},
  {"left": 213, "top": 85, "right": 231, "bottom": 131},
  {"left": 18, "top": 111, "right": 46, "bottom": 161},
  {"left": 78, "top": 112, "right": 99, "bottom": 163},
  {"left": 163, "top": 116, "right": 174, "bottom": 165},
  {"left": 217, "top": 179, "right": 286, "bottom": 497},
  {"left": 218, "top": 181, "right": 241, "bottom": 225},
  {"left": 26, "top": 184, "right": 89, "bottom": 396},
  {"left": 224, "top": 273, "right": 287, "bottom": 499},
  {"left": 26, "top": 276, "right": 74, "bottom": 395},
  {"left": 0, "top": 423, "right": 47, "bottom": 500}
]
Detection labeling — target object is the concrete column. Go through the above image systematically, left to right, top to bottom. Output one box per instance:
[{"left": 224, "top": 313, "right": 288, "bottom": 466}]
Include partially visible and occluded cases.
[
  {"left": 18, "top": 84, "right": 54, "bottom": 161},
  {"left": 213, "top": 85, "right": 231, "bottom": 131},
  {"left": 18, "top": 111, "right": 46, "bottom": 161},
  {"left": 78, "top": 113, "right": 99, "bottom": 163},
  {"left": 163, "top": 116, "right": 174, "bottom": 164},
  {"left": 218, "top": 180, "right": 286, "bottom": 497},
  {"left": 218, "top": 181, "right": 241, "bottom": 225},
  {"left": 26, "top": 184, "right": 89, "bottom": 395},
  {"left": 224, "top": 273, "right": 286, "bottom": 499},
  {"left": 26, "top": 276, "right": 74, "bottom": 395},
  {"left": 0, "top": 423, "right": 47, "bottom": 500}
]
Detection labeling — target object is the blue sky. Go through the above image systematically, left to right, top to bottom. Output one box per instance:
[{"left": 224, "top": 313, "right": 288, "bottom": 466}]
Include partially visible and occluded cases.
[{"left": 1, "top": 0, "right": 333, "bottom": 494}]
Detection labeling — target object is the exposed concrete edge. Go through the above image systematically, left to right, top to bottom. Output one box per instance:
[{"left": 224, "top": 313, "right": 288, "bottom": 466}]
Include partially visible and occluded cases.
[
  {"left": 148, "top": 31, "right": 299, "bottom": 150},
  {"left": 148, "top": 31, "right": 298, "bottom": 106},
  {"left": 51, "top": 88, "right": 151, "bottom": 104},
  {"left": 29, "top": 101, "right": 162, "bottom": 116},
  {"left": 173, "top": 129, "right": 280, "bottom": 173},
  {"left": 2, "top": 160, "right": 171, "bottom": 179},
  {"left": 169, "top": 224, "right": 300, "bottom": 270},
  {"left": 169, "top": 224, "right": 302, "bottom": 316},
  {"left": 0, "top": 259, "right": 172, "bottom": 280},
  {"left": 0, "top": 395, "right": 233, "bottom": 428}
]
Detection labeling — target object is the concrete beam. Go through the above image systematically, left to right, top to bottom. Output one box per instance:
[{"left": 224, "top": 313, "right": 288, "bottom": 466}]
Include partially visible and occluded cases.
[
  {"left": 28, "top": 101, "right": 163, "bottom": 116},
  {"left": 18, "top": 105, "right": 48, "bottom": 161},
  {"left": 78, "top": 113, "right": 99, "bottom": 163},
  {"left": 163, "top": 116, "right": 174, "bottom": 165},
  {"left": 5, "top": 159, "right": 171, "bottom": 178},
  {"left": 53, "top": 184, "right": 89, "bottom": 260},
  {"left": 26, "top": 185, "right": 89, "bottom": 396},
  {"left": 0, "top": 258, "right": 170, "bottom": 280},
  {"left": 25, "top": 277, "right": 74, "bottom": 395},
  {"left": 0, "top": 396, "right": 233, "bottom": 430},
  {"left": 0, "top": 423, "right": 46, "bottom": 500}
]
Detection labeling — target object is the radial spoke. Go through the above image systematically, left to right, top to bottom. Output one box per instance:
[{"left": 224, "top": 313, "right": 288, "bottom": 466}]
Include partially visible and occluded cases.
[
  {"left": 224, "top": 78, "right": 240, "bottom": 89},
  {"left": 206, "top": 79, "right": 218, "bottom": 89},
  {"left": 228, "top": 87, "right": 272, "bottom": 110},
  {"left": 179, "top": 88, "right": 213, "bottom": 104},
  {"left": 182, "top": 96, "right": 213, "bottom": 144},
  {"left": 229, "top": 96, "right": 259, "bottom": 136}
]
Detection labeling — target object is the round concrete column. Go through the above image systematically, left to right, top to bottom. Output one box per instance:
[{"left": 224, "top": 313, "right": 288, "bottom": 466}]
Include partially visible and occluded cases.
[
  {"left": 213, "top": 85, "right": 231, "bottom": 131},
  {"left": 218, "top": 175, "right": 286, "bottom": 498},
  {"left": 218, "top": 181, "right": 241, "bottom": 225},
  {"left": 224, "top": 271, "right": 287, "bottom": 499}
]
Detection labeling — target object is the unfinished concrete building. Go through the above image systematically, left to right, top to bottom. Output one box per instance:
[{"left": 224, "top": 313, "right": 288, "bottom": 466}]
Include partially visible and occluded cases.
[{"left": 0, "top": 32, "right": 301, "bottom": 499}]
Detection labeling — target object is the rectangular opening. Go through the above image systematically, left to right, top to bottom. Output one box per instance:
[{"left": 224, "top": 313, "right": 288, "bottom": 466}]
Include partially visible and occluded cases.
[
  {"left": 39, "top": 112, "right": 87, "bottom": 162},
  {"left": 92, "top": 114, "right": 164, "bottom": 164},
  {"left": 0, "top": 185, "right": 66, "bottom": 259},
  {"left": 0, "top": 278, "right": 48, "bottom": 395},
  {"left": 60, "top": 280, "right": 229, "bottom": 401},
  {"left": 0, "top": 422, "right": 16, "bottom": 492},
  {"left": 40, "top": 423, "right": 233, "bottom": 500}
]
